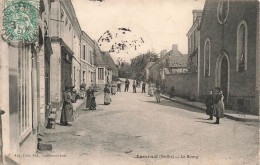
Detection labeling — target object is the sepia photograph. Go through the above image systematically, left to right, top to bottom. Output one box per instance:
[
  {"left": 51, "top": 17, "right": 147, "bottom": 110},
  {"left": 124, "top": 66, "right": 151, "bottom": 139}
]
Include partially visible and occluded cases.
[{"left": 0, "top": 0, "right": 259, "bottom": 164}]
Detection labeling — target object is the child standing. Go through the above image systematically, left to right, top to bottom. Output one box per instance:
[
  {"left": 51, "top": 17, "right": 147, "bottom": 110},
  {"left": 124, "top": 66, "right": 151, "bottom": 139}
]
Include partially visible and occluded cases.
[{"left": 154, "top": 86, "right": 161, "bottom": 103}]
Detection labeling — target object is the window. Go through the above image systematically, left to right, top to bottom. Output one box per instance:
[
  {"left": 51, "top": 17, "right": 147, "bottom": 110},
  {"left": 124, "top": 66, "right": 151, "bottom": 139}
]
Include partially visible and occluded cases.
[
  {"left": 217, "top": 0, "right": 229, "bottom": 24},
  {"left": 61, "top": 10, "right": 64, "bottom": 20},
  {"left": 65, "top": 18, "right": 68, "bottom": 26},
  {"left": 236, "top": 20, "right": 247, "bottom": 71},
  {"left": 194, "top": 32, "right": 196, "bottom": 48},
  {"left": 195, "top": 32, "right": 198, "bottom": 47},
  {"left": 191, "top": 34, "right": 194, "bottom": 51},
  {"left": 188, "top": 36, "right": 191, "bottom": 53},
  {"left": 204, "top": 39, "right": 211, "bottom": 77},
  {"left": 18, "top": 44, "right": 32, "bottom": 142},
  {"left": 83, "top": 45, "right": 86, "bottom": 60},
  {"left": 90, "top": 50, "right": 93, "bottom": 65},
  {"left": 74, "top": 66, "right": 76, "bottom": 85},
  {"left": 98, "top": 68, "right": 104, "bottom": 80},
  {"left": 83, "top": 70, "right": 86, "bottom": 83},
  {"left": 91, "top": 72, "right": 94, "bottom": 82}
]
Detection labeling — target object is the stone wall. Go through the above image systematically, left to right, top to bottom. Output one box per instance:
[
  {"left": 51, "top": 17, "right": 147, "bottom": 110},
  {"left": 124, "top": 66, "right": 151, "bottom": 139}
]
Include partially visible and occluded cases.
[{"left": 164, "top": 73, "right": 198, "bottom": 100}]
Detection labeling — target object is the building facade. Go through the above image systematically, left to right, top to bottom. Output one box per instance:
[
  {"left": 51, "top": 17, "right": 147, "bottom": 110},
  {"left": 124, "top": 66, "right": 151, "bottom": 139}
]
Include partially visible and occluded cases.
[
  {"left": 0, "top": 0, "right": 52, "bottom": 164},
  {"left": 50, "top": 0, "right": 81, "bottom": 110},
  {"left": 198, "top": 0, "right": 260, "bottom": 114},
  {"left": 186, "top": 10, "right": 202, "bottom": 98},
  {"left": 72, "top": 18, "right": 82, "bottom": 92},
  {"left": 81, "top": 32, "right": 95, "bottom": 88},
  {"left": 94, "top": 43, "right": 113, "bottom": 87},
  {"left": 148, "top": 44, "right": 188, "bottom": 83}
]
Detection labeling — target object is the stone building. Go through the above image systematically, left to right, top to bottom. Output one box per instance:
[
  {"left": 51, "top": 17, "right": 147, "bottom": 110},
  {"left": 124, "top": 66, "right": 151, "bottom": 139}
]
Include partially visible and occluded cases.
[
  {"left": 0, "top": 0, "right": 52, "bottom": 164},
  {"left": 50, "top": 0, "right": 82, "bottom": 110},
  {"left": 198, "top": 0, "right": 260, "bottom": 114},
  {"left": 186, "top": 10, "right": 203, "bottom": 98},
  {"left": 187, "top": 10, "right": 202, "bottom": 73},
  {"left": 72, "top": 17, "right": 82, "bottom": 92},
  {"left": 81, "top": 32, "right": 95, "bottom": 88},
  {"left": 94, "top": 43, "right": 113, "bottom": 87},
  {"left": 148, "top": 44, "right": 188, "bottom": 82},
  {"left": 101, "top": 52, "right": 119, "bottom": 79}
]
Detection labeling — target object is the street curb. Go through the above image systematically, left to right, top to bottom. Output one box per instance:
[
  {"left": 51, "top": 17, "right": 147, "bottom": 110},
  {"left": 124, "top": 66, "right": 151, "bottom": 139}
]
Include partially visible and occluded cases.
[{"left": 161, "top": 95, "right": 259, "bottom": 122}]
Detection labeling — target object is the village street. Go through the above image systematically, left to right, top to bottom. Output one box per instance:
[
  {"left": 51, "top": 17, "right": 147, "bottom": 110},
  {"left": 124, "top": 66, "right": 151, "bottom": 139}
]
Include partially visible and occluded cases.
[{"left": 21, "top": 86, "right": 258, "bottom": 165}]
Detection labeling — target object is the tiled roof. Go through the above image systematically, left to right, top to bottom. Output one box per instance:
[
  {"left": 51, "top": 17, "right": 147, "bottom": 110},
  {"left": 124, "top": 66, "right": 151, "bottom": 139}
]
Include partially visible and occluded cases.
[
  {"left": 150, "top": 48, "right": 186, "bottom": 69},
  {"left": 95, "top": 51, "right": 107, "bottom": 67},
  {"left": 101, "top": 52, "right": 118, "bottom": 71},
  {"left": 168, "top": 54, "right": 188, "bottom": 68}
]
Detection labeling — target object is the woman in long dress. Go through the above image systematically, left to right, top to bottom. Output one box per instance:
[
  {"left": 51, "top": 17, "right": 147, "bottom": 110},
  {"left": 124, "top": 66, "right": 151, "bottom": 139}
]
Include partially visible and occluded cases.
[
  {"left": 111, "top": 82, "right": 117, "bottom": 95},
  {"left": 148, "top": 82, "right": 154, "bottom": 96},
  {"left": 104, "top": 84, "right": 111, "bottom": 105},
  {"left": 60, "top": 86, "right": 74, "bottom": 126},
  {"left": 86, "top": 86, "right": 94, "bottom": 109},
  {"left": 154, "top": 86, "right": 161, "bottom": 103},
  {"left": 214, "top": 90, "right": 225, "bottom": 124}
]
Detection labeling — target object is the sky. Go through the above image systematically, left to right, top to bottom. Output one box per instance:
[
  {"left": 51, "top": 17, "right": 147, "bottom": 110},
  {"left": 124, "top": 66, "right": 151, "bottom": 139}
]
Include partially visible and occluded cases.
[{"left": 72, "top": 0, "right": 205, "bottom": 63}]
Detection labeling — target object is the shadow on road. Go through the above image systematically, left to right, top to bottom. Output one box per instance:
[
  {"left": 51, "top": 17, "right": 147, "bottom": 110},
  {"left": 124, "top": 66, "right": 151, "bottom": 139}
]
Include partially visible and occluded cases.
[
  {"left": 142, "top": 99, "right": 204, "bottom": 114},
  {"left": 195, "top": 117, "right": 210, "bottom": 120},
  {"left": 194, "top": 121, "right": 216, "bottom": 124}
]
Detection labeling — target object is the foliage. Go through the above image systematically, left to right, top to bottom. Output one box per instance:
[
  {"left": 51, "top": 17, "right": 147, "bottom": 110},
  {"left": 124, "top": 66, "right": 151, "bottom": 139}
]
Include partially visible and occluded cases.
[
  {"left": 130, "top": 51, "right": 159, "bottom": 80},
  {"left": 117, "top": 62, "right": 133, "bottom": 78}
]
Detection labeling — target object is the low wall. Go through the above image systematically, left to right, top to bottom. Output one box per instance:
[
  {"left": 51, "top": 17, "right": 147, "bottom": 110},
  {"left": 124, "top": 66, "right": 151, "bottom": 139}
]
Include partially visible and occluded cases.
[{"left": 164, "top": 73, "right": 198, "bottom": 100}]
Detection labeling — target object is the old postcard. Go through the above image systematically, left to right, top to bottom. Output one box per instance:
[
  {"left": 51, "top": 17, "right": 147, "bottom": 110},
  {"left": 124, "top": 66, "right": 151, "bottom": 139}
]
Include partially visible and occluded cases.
[{"left": 0, "top": 0, "right": 259, "bottom": 164}]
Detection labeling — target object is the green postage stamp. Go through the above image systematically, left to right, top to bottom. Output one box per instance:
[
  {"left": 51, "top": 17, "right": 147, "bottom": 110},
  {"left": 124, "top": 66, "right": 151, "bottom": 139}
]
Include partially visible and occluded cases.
[{"left": 2, "top": 0, "right": 39, "bottom": 43}]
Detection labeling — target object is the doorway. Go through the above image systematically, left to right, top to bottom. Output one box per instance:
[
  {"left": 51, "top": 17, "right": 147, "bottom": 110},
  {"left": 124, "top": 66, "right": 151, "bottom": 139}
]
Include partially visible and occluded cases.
[
  {"left": 216, "top": 51, "right": 230, "bottom": 102},
  {"left": 220, "top": 56, "right": 228, "bottom": 101}
]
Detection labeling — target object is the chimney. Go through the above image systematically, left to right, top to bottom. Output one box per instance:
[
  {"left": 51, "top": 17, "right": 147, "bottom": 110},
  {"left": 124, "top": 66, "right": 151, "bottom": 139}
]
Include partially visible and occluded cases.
[
  {"left": 192, "top": 10, "right": 203, "bottom": 23},
  {"left": 172, "top": 44, "right": 178, "bottom": 51},
  {"left": 160, "top": 49, "right": 167, "bottom": 57}
]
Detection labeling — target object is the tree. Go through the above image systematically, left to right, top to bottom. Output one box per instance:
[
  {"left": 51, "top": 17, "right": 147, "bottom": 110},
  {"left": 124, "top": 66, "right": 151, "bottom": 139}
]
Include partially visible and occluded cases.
[
  {"left": 130, "top": 51, "right": 158, "bottom": 80},
  {"left": 118, "top": 62, "right": 132, "bottom": 78}
]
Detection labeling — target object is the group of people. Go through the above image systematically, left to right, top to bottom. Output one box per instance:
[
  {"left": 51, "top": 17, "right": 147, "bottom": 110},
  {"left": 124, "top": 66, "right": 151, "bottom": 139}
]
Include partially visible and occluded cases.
[
  {"left": 124, "top": 78, "right": 147, "bottom": 94},
  {"left": 60, "top": 80, "right": 224, "bottom": 127},
  {"left": 60, "top": 84, "right": 98, "bottom": 126},
  {"left": 205, "top": 87, "right": 225, "bottom": 124}
]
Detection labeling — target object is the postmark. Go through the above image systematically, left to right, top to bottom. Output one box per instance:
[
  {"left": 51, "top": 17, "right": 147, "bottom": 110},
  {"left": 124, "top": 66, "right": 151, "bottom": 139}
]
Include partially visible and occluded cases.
[{"left": 2, "top": 2, "right": 38, "bottom": 43}]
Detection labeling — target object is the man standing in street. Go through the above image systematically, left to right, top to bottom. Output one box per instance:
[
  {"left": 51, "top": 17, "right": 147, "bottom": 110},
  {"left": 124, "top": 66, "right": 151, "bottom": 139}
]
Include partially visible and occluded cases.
[
  {"left": 125, "top": 78, "right": 130, "bottom": 92},
  {"left": 156, "top": 79, "right": 159, "bottom": 88},
  {"left": 132, "top": 80, "right": 137, "bottom": 93},
  {"left": 117, "top": 82, "right": 121, "bottom": 92},
  {"left": 142, "top": 82, "right": 146, "bottom": 93},
  {"left": 170, "top": 84, "right": 175, "bottom": 98},
  {"left": 205, "top": 90, "right": 214, "bottom": 120}
]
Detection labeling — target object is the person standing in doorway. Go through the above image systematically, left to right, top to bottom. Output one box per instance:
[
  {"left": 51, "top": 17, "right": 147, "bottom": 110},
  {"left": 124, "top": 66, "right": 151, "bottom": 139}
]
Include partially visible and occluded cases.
[
  {"left": 125, "top": 78, "right": 130, "bottom": 92},
  {"left": 132, "top": 81, "right": 137, "bottom": 93},
  {"left": 142, "top": 82, "right": 146, "bottom": 93},
  {"left": 60, "top": 86, "right": 74, "bottom": 126},
  {"left": 205, "top": 90, "right": 214, "bottom": 120}
]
